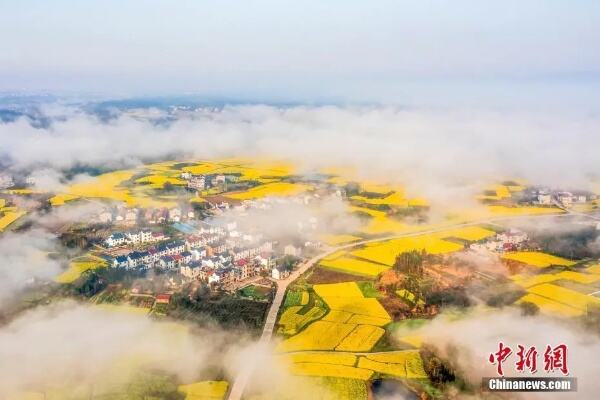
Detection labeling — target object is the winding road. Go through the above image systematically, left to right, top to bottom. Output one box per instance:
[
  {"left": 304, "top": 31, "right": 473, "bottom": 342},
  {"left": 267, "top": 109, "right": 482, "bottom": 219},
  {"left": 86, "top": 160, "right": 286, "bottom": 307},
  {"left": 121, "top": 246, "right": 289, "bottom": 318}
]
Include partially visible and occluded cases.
[{"left": 227, "top": 209, "right": 595, "bottom": 400}]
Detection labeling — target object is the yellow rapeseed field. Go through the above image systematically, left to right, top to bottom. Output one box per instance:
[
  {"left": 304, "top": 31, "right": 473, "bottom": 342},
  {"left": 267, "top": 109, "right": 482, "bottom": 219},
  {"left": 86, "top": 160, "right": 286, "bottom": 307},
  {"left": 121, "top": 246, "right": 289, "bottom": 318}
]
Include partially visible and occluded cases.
[
  {"left": 181, "top": 163, "right": 221, "bottom": 175},
  {"left": 135, "top": 174, "right": 186, "bottom": 188},
  {"left": 226, "top": 182, "right": 310, "bottom": 200},
  {"left": 359, "top": 183, "right": 396, "bottom": 195},
  {"left": 494, "top": 185, "right": 511, "bottom": 198},
  {"left": 351, "top": 191, "right": 408, "bottom": 207},
  {"left": 348, "top": 205, "right": 387, "bottom": 219},
  {"left": 487, "top": 205, "right": 564, "bottom": 216},
  {"left": 0, "top": 209, "right": 26, "bottom": 231},
  {"left": 359, "top": 216, "right": 409, "bottom": 235},
  {"left": 441, "top": 226, "right": 496, "bottom": 241},
  {"left": 320, "top": 234, "right": 363, "bottom": 246},
  {"left": 351, "top": 236, "right": 462, "bottom": 266},
  {"left": 321, "top": 250, "right": 347, "bottom": 261},
  {"left": 502, "top": 252, "right": 575, "bottom": 268},
  {"left": 55, "top": 255, "right": 108, "bottom": 283},
  {"left": 319, "top": 257, "right": 390, "bottom": 277},
  {"left": 586, "top": 264, "right": 600, "bottom": 275},
  {"left": 512, "top": 271, "right": 600, "bottom": 288},
  {"left": 313, "top": 282, "right": 364, "bottom": 298},
  {"left": 313, "top": 282, "right": 391, "bottom": 326},
  {"left": 526, "top": 283, "right": 600, "bottom": 312},
  {"left": 301, "top": 291, "right": 309, "bottom": 305},
  {"left": 518, "top": 294, "right": 583, "bottom": 317},
  {"left": 324, "top": 297, "right": 391, "bottom": 322},
  {"left": 279, "top": 306, "right": 327, "bottom": 335},
  {"left": 322, "top": 310, "right": 353, "bottom": 323},
  {"left": 346, "top": 315, "right": 391, "bottom": 326},
  {"left": 276, "top": 321, "right": 356, "bottom": 352},
  {"left": 335, "top": 325, "right": 385, "bottom": 352},
  {"left": 398, "top": 335, "right": 424, "bottom": 348},
  {"left": 365, "top": 350, "right": 421, "bottom": 364},
  {"left": 358, "top": 351, "right": 427, "bottom": 378},
  {"left": 282, "top": 352, "right": 357, "bottom": 366},
  {"left": 290, "top": 363, "right": 373, "bottom": 380},
  {"left": 178, "top": 381, "right": 229, "bottom": 400}
]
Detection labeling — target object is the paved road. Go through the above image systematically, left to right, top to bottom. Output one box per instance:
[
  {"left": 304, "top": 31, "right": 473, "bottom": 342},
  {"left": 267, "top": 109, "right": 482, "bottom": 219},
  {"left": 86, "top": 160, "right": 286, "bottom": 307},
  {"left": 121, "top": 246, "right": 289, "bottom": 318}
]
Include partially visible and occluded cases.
[{"left": 226, "top": 209, "right": 591, "bottom": 400}]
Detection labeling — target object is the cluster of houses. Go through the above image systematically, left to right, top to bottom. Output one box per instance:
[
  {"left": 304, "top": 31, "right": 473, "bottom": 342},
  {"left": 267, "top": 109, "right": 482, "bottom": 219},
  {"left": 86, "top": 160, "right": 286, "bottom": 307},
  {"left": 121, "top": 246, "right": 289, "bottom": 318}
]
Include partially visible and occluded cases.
[
  {"left": 181, "top": 172, "right": 239, "bottom": 191},
  {"left": 529, "top": 187, "right": 596, "bottom": 207},
  {"left": 93, "top": 205, "right": 196, "bottom": 226},
  {"left": 108, "top": 222, "right": 279, "bottom": 287},
  {"left": 470, "top": 228, "right": 529, "bottom": 253},
  {"left": 105, "top": 229, "right": 166, "bottom": 247}
]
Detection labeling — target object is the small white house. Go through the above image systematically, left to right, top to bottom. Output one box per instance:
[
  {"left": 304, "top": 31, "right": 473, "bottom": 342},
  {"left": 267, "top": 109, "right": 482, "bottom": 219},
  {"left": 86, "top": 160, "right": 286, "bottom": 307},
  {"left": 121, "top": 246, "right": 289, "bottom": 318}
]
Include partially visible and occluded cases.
[
  {"left": 169, "top": 207, "right": 182, "bottom": 222},
  {"left": 105, "top": 233, "right": 126, "bottom": 247},
  {"left": 271, "top": 266, "right": 290, "bottom": 280}
]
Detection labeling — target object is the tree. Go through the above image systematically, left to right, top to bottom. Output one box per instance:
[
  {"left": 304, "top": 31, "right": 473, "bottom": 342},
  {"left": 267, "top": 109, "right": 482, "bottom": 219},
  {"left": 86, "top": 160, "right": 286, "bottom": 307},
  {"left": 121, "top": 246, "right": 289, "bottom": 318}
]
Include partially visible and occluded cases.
[
  {"left": 343, "top": 182, "right": 361, "bottom": 196},
  {"left": 394, "top": 249, "right": 426, "bottom": 277},
  {"left": 395, "top": 250, "right": 428, "bottom": 307},
  {"left": 277, "top": 255, "right": 299, "bottom": 271},
  {"left": 519, "top": 301, "right": 540, "bottom": 316},
  {"left": 421, "top": 348, "right": 456, "bottom": 387}
]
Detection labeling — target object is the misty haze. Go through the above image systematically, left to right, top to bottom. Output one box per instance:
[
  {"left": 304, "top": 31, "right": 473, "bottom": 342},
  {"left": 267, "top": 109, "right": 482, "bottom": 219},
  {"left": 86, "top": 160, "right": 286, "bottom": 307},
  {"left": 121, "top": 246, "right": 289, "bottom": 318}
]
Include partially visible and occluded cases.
[{"left": 1, "top": 1, "right": 600, "bottom": 400}]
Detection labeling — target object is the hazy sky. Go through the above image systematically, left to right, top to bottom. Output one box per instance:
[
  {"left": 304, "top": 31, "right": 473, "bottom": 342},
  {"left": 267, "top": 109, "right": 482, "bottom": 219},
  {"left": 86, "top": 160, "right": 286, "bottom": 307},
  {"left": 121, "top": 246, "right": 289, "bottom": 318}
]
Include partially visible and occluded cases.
[{"left": 1, "top": 0, "right": 599, "bottom": 105}]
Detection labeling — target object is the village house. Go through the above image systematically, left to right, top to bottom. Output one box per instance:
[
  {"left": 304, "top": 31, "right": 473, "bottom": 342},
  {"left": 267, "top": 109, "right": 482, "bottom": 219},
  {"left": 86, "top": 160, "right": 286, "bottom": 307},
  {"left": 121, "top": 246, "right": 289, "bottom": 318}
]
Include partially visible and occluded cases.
[
  {"left": 180, "top": 171, "right": 192, "bottom": 180},
  {"left": 212, "top": 174, "right": 226, "bottom": 186},
  {"left": 187, "top": 175, "right": 206, "bottom": 191},
  {"left": 557, "top": 192, "right": 573, "bottom": 207},
  {"left": 537, "top": 193, "right": 552, "bottom": 205},
  {"left": 168, "top": 207, "right": 182, "bottom": 222},
  {"left": 124, "top": 208, "right": 138, "bottom": 225},
  {"left": 97, "top": 210, "right": 113, "bottom": 224},
  {"left": 470, "top": 228, "right": 529, "bottom": 253},
  {"left": 497, "top": 229, "right": 528, "bottom": 246},
  {"left": 139, "top": 230, "right": 152, "bottom": 243},
  {"left": 126, "top": 231, "right": 141, "bottom": 244},
  {"left": 151, "top": 231, "right": 165, "bottom": 241},
  {"left": 105, "top": 232, "right": 126, "bottom": 247},
  {"left": 186, "top": 235, "right": 204, "bottom": 249},
  {"left": 166, "top": 240, "right": 186, "bottom": 255},
  {"left": 206, "top": 240, "right": 227, "bottom": 256},
  {"left": 148, "top": 247, "right": 160, "bottom": 262},
  {"left": 190, "top": 247, "right": 207, "bottom": 261},
  {"left": 180, "top": 250, "right": 192, "bottom": 264},
  {"left": 254, "top": 253, "right": 274, "bottom": 268},
  {"left": 172, "top": 254, "right": 184, "bottom": 266},
  {"left": 113, "top": 255, "right": 129, "bottom": 268},
  {"left": 159, "top": 255, "right": 176, "bottom": 269},
  {"left": 202, "top": 258, "right": 216, "bottom": 268},
  {"left": 236, "top": 259, "right": 254, "bottom": 280},
  {"left": 180, "top": 261, "right": 203, "bottom": 279},
  {"left": 180, "top": 264, "right": 198, "bottom": 279},
  {"left": 272, "top": 265, "right": 290, "bottom": 280},
  {"left": 216, "top": 267, "right": 236, "bottom": 285},
  {"left": 155, "top": 294, "right": 171, "bottom": 305}
]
